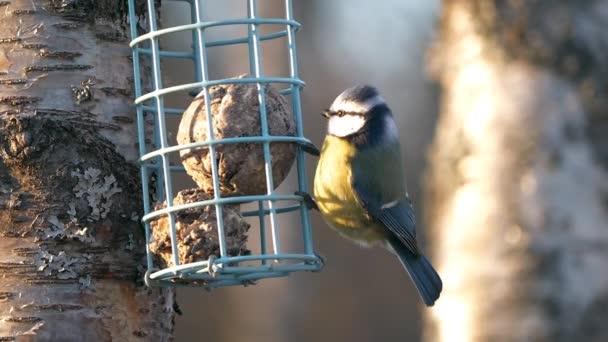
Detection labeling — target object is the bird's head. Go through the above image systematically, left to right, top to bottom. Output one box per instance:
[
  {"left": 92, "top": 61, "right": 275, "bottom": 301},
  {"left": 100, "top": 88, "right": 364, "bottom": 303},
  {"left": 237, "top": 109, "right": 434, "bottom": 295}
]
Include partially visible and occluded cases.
[{"left": 322, "top": 85, "right": 392, "bottom": 139}]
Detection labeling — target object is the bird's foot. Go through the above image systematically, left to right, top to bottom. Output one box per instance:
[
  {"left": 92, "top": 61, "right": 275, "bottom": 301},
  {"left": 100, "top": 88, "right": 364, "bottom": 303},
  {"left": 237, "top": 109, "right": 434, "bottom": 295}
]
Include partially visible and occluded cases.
[
  {"left": 298, "top": 141, "right": 321, "bottom": 157},
  {"left": 295, "top": 191, "right": 319, "bottom": 211},
  {"left": 306, "top": 252, "right": 325, "bottom": 271},
  {"left": 314, "top": 253, "right": 325, "bottom": 269}
]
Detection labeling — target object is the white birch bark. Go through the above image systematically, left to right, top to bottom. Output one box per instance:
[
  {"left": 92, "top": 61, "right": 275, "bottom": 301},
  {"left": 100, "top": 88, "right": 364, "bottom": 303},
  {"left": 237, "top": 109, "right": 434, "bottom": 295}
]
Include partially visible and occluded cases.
[
  {"left": 0, "top": 1, "right": 175, "bottom": 340},
  {"left": 425, "top": 1, "right": 608, "bottom": 341}
]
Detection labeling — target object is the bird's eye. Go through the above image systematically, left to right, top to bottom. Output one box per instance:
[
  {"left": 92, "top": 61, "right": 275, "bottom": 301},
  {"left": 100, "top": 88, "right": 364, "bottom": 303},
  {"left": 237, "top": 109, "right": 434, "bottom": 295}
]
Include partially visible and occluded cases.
[{"left": 337, "top": 110, "right": 345, "bottom": 117}]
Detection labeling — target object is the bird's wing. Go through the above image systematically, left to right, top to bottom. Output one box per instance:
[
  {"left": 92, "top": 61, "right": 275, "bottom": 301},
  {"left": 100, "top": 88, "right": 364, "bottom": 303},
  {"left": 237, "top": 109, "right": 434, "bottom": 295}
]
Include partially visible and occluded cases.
[
  {"left": 351, "top": 161, "right": 421, "bottom": 256},
  {"left": 375, "top": 197, "right": 420, "bottom": 255}
]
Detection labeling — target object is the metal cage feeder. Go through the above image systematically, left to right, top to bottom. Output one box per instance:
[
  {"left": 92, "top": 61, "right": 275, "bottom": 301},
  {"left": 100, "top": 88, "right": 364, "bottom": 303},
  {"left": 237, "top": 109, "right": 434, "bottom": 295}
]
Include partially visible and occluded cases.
[{"left": 127, "top": 0, "right": 323, "bottom": 288}]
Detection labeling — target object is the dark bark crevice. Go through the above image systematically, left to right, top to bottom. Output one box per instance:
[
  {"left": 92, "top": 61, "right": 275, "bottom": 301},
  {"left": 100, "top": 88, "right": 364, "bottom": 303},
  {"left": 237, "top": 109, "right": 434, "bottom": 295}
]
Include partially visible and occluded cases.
[
  {"left": 0, "top": 0, "right": 174, "bottom": 339},
  {"left": 49, "top": 0, "right": 160, "bottom": 23},
  {"left": 0, "top": 114, "right": 145, "bottom": 283}
]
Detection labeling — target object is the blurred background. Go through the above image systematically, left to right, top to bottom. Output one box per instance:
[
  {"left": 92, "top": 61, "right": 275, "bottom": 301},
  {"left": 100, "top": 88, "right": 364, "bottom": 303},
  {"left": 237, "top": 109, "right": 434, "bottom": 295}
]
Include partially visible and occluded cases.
[
  {"left": 156, "top": 0, "right": 608, "bottom": 341},
  {"left": 159, "top": 1, "right": 440, "bottom": 341}
]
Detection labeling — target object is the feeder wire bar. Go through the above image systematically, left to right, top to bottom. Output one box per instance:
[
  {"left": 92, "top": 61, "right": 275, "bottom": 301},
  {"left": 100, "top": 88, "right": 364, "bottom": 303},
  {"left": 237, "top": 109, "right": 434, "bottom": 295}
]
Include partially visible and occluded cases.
[
  {"left": 127, "top": 0, "right": 154, "bottom": 272},
  {"left": 146, "top": 0, "right": 180, "bottom": 268},
  {"left": 192, "top": 0, "right": 229, "bottom": 259},
  {"left": 247, "top": 0, "right": 282, "bottom": 256},
  {"left": 285, "top": 0, "right": 315, "bottom": 255},
  {"left": 129, "top": 18, "right": 301, "bottom": 48},
  {"left": 134, "top": 76, "right": 305, "bottom": 107},
  {"left": 142, "top": 194, "right": 303, "bottom": 223},
  {"left": 258, "top": 200, "right": 268, "bottom": 265}
]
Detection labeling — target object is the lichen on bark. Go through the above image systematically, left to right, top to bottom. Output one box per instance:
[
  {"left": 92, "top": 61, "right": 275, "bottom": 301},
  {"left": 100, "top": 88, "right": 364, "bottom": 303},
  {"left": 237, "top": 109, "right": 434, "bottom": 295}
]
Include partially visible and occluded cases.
[{"left": 0, "top": 0, "right": 174, "bottom": 339}]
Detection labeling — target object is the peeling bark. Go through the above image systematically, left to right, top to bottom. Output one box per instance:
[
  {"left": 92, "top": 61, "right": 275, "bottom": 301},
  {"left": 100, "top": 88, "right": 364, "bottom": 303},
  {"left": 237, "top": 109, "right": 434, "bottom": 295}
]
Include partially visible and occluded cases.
[
  {"left": 0, "top": 0, "right": 174, "bottom": 340},
  {"left": 425, "top": 1, "right": 608, "bottom": 341}
]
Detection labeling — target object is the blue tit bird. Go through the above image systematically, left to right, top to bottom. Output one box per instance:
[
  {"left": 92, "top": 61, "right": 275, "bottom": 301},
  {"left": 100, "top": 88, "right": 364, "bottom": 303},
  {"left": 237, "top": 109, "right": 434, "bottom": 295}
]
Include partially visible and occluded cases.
[{"left": 313, "top": 85, "right": 442, "bottom": 306}]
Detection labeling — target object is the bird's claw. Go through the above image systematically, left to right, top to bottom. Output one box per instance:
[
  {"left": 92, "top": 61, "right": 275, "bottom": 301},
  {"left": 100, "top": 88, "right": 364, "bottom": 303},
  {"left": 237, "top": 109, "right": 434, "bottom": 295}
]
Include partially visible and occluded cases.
[
  {"left": 298, "top": 141, "right": 321, "bottom": 157},
  {"left": 295, "top": 191, "right": 318, "bottom": 211},
  {"left": 305, "top": 252, "right": 325, "bottom": 271},
  {"left": 313, "top": 253, "right": 325, "bottom": 269}
]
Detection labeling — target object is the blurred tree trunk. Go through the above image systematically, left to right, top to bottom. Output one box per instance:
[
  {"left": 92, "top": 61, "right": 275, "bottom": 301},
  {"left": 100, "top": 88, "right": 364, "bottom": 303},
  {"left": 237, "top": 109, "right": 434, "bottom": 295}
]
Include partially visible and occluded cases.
[
  {"left": 0, "top": 0, "right": 175, "bottom": 340},
  {"left": 425, "top": 1, "right": 608, "bottom": 341}
]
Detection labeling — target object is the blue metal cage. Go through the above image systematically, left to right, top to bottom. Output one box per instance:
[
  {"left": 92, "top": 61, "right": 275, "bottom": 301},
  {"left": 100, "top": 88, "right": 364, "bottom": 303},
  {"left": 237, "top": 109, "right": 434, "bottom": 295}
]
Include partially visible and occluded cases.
[{"left": 127, "top": 0, "right": 323, "bottom": 287}]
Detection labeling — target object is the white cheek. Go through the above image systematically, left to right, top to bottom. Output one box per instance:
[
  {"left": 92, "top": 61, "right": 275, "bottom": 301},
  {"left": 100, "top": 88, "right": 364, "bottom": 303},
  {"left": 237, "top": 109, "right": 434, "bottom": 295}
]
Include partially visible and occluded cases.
[
  {"left": 330, "top": 95, "right": 385, "bottom": 113},
  {"left": 327, "top": 114, "right": 367, "bottom": 137}
]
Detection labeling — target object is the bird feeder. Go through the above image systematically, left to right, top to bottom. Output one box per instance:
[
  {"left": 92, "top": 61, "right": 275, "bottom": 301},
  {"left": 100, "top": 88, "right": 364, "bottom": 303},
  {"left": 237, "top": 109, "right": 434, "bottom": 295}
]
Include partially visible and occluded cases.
[{"left": 127, "top": 0, "right": 323, "bottom": 287}]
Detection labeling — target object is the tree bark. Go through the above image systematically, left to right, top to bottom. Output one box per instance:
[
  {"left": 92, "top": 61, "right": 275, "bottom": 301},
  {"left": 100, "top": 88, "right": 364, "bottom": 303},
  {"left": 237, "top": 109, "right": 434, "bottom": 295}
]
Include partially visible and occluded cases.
[
  {"left": 0, "top": 1, "right": 174, "bottom": 340},
  {"left": 425, "top": 1, "right": 608, "bottom": 341}
]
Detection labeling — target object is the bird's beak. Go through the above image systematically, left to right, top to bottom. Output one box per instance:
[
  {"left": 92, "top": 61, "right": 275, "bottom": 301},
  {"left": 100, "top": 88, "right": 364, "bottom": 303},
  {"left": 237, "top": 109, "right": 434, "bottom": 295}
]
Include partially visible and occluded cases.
[{"left": 321, "top": 110, "right": 331, "bottom": 119}]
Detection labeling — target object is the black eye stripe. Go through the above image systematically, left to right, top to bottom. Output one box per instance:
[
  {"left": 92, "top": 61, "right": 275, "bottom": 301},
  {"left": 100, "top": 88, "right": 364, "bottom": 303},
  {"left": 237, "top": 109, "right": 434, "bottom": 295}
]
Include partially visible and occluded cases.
[{"left": 330, "top": 110, "right": 364, "bottom": 117}]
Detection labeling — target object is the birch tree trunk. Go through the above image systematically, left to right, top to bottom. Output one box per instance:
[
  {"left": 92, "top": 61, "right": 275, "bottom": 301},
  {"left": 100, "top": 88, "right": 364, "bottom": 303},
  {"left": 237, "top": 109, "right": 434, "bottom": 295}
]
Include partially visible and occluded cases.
[
  {"left": 0, "top": 1, "right": 175, "bottom": 340},
  {"left": 425, "top": 1, "right": 608, "bottom": 341}
]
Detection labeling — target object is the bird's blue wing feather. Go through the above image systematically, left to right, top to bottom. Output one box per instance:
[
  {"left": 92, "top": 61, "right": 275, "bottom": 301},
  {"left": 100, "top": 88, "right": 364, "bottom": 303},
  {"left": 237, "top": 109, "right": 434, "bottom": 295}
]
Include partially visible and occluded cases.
[
  {"left": 351, "top": 176, "right": 421, "bottom": 256},
  {"left": 376, "top": 198, "right": 420, "bottom": 255}
]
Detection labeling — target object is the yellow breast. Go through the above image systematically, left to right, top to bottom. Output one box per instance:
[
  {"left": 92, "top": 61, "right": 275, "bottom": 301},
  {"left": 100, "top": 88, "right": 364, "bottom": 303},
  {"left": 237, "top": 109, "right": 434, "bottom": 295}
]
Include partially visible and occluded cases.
[{"left": 313, "top": 136, "right": 386, "bottom": 246}]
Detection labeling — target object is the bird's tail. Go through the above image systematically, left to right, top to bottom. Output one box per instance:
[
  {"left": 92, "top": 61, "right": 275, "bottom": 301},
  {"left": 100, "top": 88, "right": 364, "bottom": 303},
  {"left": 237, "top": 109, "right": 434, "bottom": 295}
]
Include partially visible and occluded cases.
[{"left": 388, "top": 237, "right": 442, "bottom": 306}]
